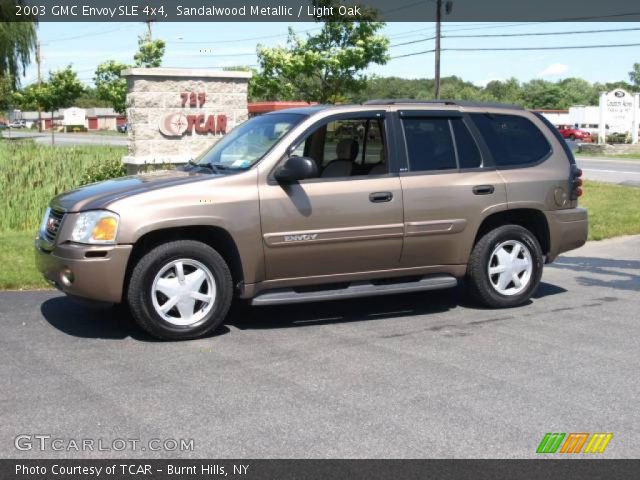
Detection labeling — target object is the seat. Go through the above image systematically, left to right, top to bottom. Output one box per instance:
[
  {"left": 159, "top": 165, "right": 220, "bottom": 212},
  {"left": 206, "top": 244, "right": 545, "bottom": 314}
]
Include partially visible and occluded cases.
[
  {"left": 321, "top": 139, "right": 359, "bottom": 178},
  {"left": 368, "top": 148, "right": 387, "bottom": 175}
]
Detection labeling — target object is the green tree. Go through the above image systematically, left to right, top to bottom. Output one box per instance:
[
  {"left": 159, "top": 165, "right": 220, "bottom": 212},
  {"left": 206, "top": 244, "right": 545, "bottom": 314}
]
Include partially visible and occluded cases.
[
  {"left": 253, "top": 1, "right": 389, "bottom": 103},
  {"left": 0, "top": 2, "right": 37, "bottom": 88},
  {"left": 94, "top": 30, "right": 166, "bottom": 113},
  {"left": 133, "top": 32, "right": 166, "bottom": 68},
  {"left": 94, "top": 60, "right": 128, "bottom": 114},
  {"left": 629, "top": 63, "right": 640, "bottom": 88},
  {"left": 14, "top": 66, "right": 84, "bottom": 143},
  {"left": 0, "top": 74, "right": 13, "bottom": 111},
  {"left": 483, "top": 78, "right": 522, "bottom": 105},
  {"left": 557, "top": 78, "right": 599, "bottom": 107},
  {"left": 520, "top": 80, "right": 564, "bottom": 109},
  {"left": 73, "top": 88, "right": 112, "bottom": 108}
]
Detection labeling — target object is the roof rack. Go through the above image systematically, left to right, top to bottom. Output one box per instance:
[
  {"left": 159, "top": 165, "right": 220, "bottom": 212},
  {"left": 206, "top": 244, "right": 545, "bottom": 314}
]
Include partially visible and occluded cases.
[{"left": 363, "top": 99, "right": 523, "bottom": 110}]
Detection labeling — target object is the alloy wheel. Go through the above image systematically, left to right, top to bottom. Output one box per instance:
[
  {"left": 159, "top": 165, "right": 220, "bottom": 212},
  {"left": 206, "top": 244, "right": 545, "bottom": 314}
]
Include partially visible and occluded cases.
[
  {"left": 487, "top": 240, "right": 533, "bottom": 296},
  {"left": 151, "top": 259, "right": 216, "bottom": 326}
]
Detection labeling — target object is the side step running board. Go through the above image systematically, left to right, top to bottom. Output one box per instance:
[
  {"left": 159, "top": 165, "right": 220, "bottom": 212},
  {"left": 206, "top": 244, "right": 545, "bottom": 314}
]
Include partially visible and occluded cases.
[{"left": 250, "top": 275, "right": 458, "bottom": 306}]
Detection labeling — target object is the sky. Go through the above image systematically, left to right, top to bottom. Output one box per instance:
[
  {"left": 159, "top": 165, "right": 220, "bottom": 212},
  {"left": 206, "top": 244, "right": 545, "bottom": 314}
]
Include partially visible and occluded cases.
[{"left": 23, "top": 21, "right": 640, "bottom": 88}]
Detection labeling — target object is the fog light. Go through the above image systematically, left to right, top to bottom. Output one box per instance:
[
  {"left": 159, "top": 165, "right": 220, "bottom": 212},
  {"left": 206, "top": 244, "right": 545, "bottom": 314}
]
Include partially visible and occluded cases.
[{"left": 60, "top": 267, "right": 74, "bottom": 286}]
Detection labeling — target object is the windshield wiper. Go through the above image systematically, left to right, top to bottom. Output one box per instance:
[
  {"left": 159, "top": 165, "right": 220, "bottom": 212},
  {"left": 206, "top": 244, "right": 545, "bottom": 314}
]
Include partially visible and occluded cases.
[
  {"left": 182, "top": 159, "right": 220, "bottom": 174},
  {"left": 186, "top": 159, "right": 199, "bottom": 168}
]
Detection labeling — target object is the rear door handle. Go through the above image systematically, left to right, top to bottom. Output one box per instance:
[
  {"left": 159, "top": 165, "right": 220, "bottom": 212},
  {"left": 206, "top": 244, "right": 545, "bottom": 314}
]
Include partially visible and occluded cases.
[
  {"left": 472, "top": 185, "right": 495, "bottom": 195},
  {"left": 369, "top": 191, "right": 393, "bottom": 203}
]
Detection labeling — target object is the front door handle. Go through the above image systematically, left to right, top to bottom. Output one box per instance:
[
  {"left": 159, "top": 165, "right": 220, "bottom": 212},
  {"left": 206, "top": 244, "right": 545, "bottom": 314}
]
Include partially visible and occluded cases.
[
  {"left": 472, "top": 185, "right": 495, "bottom": 195},
  {"left": 369, "top": 191, "right": 393, "bottom": 203}
]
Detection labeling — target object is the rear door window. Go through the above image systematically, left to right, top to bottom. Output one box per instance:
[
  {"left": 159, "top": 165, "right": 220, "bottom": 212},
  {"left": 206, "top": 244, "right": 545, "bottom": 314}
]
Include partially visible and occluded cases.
[
  {"left": 470, "top": 113, "right": 551, "bottom": 167},
  {"left": 402, "top": 118, "right": 457, "bottom": 171},
  {"left": 451, "top": 118, "right": 482, "bottom": 169}
]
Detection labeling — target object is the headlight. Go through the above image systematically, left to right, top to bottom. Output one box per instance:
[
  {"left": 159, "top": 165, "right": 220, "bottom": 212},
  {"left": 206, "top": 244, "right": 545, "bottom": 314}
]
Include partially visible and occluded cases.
[
  {"left": 39, "top": 207, "right": 51, "bottom": 235},
  {"left": 71, "top": 210, "right": 120, "bottom": 244}
]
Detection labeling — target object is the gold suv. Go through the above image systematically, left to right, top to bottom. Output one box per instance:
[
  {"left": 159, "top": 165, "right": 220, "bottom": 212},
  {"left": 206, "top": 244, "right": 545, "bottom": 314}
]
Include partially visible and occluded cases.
[{"left": 35, "top": 100, "right": 588, "bottom": 340}]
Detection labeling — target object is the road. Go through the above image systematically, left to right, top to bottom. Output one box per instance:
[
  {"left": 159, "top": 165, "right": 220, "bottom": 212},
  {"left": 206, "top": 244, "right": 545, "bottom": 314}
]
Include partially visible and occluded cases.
[
  {"left": 1, "top": 130, "right": 127, "bottom": 147},
  {"left": 576, "top": 157, "right": 640, "bottom": 187},
  {"left": 1, "top": 235, "right": 639, "bottom": 459}
]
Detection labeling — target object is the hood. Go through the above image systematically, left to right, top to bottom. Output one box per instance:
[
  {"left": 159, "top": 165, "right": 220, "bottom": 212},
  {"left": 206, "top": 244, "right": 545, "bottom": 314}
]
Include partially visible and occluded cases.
[{"left": 51, "top": 170, "right": 217, "bottom": 212}]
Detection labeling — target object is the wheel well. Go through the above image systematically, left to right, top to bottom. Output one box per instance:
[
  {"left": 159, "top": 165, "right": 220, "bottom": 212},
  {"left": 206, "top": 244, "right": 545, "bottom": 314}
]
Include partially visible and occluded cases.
[
  {"left": 475, "top": 209, "right": 550, "bottom": 254},
  {"left": 124, "top": 226, "right": 244, "bottom": 296}
]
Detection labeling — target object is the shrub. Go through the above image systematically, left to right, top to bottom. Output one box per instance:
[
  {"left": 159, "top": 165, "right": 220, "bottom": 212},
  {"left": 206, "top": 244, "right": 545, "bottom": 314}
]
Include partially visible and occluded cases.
[
  {"left": 66, "top": 125, "right": 87, "bottom": 133},
  {"left": 606, "top": 133, "right": 631, "bottom": 144},
  {"left": 81, "top": 155, "right": 127, "bottom": 184}
]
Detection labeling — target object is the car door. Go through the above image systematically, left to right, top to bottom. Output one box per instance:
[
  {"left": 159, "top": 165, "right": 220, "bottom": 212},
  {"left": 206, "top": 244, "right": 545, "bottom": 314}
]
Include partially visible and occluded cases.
[
  {"left": 397, "top": 110, "right": 508, "bottom": 268},
  {"left": 258, "top": 111, "right": 404, "bottom": 281}
]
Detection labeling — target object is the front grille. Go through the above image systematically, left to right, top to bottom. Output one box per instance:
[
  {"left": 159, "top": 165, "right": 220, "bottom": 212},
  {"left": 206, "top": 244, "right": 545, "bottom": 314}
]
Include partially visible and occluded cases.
[{"left": 43, "top": 209, "right": 65, "bottom": 243}]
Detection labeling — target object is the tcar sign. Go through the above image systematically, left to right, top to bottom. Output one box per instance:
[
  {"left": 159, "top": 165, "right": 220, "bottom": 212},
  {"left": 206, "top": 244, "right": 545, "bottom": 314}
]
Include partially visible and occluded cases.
[
  {"left": 158, "top": 92, "right": 228, "bottom": 137},
  {"left": 159, "top": 112, "right": 228, "bottom": 137}
]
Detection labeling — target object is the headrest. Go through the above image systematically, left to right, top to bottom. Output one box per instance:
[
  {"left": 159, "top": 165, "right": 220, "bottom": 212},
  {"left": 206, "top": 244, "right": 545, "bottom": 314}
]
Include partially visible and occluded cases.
[
  {"left": 336, "top": 139, "right": 359, "bottom": 161},
  {"left": 379, "top": 148, "right": 386, "bottom": 163}
]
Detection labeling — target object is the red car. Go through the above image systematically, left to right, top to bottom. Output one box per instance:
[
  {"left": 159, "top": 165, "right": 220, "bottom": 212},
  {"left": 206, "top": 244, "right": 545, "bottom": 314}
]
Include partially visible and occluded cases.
[{"left": 557, "top": 125, "right": 593, "bottom": 142}]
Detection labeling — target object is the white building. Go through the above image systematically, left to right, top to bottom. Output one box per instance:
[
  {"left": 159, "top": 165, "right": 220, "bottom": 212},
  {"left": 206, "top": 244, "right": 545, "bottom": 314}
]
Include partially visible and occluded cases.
[{"left": 537, "top": 89, "right": 640, "bottom": 139}]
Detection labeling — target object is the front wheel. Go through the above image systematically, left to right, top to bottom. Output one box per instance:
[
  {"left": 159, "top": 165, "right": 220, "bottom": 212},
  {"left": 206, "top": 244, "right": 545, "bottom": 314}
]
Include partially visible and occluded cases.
[
  {"left": 466, "top": 225, "right": 543, "bottom": 308},
  {"left": 127, "top": 240, "right": 233, "bottom": 340}
]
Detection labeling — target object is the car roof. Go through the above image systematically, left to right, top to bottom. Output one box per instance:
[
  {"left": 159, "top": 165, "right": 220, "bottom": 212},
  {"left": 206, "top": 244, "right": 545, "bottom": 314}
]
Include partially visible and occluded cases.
[{"left": 262, "top": 100, "right": 525, "bottom": 116}]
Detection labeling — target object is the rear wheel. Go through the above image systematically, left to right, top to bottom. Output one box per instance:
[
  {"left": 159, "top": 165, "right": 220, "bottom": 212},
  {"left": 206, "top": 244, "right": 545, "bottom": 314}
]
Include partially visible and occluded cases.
[
  {"left": 466, "top": 225, "right": 543, "bottom": 308},
  {"left": 127, "top": 240, "right": 233, "bottom": 340}
]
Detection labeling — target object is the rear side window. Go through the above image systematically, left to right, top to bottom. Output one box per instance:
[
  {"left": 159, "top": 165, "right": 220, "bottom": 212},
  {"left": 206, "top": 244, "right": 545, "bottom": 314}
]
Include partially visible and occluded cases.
[
  {"left": 470, "top": 113, "right": 551, "bottom": 167},
  {"left": 402, "top": 118, "right": 456, "bottom": 171},
  {"left": 451, "top": 118, "right": 482, "bottom": 168}
]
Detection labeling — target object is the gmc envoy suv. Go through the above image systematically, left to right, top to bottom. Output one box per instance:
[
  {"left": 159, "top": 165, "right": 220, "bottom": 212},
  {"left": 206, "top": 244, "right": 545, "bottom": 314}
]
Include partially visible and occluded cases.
[{"left": 36, "top": 100, "right": 588, "bottom": 340}]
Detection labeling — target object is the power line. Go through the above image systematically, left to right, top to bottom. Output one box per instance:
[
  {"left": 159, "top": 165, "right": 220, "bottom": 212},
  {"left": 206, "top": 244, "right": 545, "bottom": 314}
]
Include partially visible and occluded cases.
[
  {"left": 439, "top": 12, "right": 640, "bottom": 34},
  {"left": 184, "top": 20, "right": 639, "bottom": 51},
  {"left": 40, "top": 25, "right": 136, "bottom": 44},
  {"left": 390, "top": 26, "right": 640, "bottom": 48},
  {"left": 446, "top": 26, "right": 640, "bottom": 39},
  {"left": 166, "top": 27, "right": 319, "bottom": 45},
  {"left": 391, "top": 36, "right": 436, "bottom": 48},
  {"left": 390, "top": 41, "right": 640, "bottom": 59},
  {"left": 445, "top": 42, "right": 640, "bottom": 51},
  {"left": 391, "top": 49, "right": 435, "bottom": 59},
  {"left": 177, "top": 51, "right": 256, "bottom": 58}
]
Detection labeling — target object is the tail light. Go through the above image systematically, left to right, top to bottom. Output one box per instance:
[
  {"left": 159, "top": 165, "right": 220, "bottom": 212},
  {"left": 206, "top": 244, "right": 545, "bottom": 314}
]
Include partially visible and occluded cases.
[{"left": 570, "top": 165, "right": 583, "bottom": 200}]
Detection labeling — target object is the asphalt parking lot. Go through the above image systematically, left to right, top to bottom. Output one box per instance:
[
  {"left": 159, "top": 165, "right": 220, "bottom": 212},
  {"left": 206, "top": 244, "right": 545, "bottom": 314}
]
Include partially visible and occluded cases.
[{"left": 1, "top": 236, "right": 639, "bottom": 459}]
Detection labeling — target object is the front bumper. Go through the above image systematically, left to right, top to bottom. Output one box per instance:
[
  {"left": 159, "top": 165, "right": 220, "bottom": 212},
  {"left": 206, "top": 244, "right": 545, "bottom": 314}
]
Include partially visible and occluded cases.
[
  {"left": 545, "top": 207, "right": 589, "bottom": 263},
  {"left": 35, "top": 238, "right": 132, "bottom": 303}
]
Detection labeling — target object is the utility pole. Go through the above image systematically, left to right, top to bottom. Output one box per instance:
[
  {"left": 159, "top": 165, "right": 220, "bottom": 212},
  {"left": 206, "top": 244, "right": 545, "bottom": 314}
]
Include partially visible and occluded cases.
[
  {"left": 434, "top": 0, "right": 442, "bottom": 99},
  {"left": 434, "top": 0, "right": 453, "bottom": 99},
  {"left": 146, "top": 19, "right": 153, "bottom": 40},
  {"left": 36, "top": 41, "right": 42, "bottom": 132}
]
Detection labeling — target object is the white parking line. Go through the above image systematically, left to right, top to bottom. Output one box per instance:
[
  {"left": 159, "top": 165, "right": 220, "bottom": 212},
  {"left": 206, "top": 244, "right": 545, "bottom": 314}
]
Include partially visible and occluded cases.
[{"left": 582, "top": 168, "right": 640, "bottom": 175}]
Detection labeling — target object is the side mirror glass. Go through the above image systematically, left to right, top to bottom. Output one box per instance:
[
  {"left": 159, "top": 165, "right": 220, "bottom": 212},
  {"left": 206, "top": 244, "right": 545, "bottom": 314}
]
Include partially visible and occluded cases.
[{"left": 274, "top": 156, "right": 318, "bottom": 183}]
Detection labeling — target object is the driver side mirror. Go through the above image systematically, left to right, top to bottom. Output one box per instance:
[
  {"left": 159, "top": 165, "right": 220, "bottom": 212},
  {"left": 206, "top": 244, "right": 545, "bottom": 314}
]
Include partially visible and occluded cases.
[{"left": 274, "top": 156, "right": 318, "bottom": 183}]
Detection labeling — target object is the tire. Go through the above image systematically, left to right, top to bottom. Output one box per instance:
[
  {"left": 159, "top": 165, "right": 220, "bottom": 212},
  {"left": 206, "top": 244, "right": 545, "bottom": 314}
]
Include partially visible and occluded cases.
[
  {"left": 569, "top": 134, "right": 576, "bottom": 141},
  {"left": 466, "top": 225, "right": 543, "bottom": 308},
  {"left": 127, "top": 240, "right": 233, "bottom": 340}
]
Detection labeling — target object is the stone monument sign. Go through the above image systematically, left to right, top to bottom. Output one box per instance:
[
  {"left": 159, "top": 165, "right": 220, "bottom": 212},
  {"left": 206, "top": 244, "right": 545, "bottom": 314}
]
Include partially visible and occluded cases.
[{"left": 122, "top": 68, "right": 251, "bottom": 173}]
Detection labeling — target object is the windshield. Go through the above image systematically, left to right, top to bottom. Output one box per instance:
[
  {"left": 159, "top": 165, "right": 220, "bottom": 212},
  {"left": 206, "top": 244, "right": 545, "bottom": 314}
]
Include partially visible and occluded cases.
[{"left": 195, "top": 113, "right": 306, "bottom": 170}]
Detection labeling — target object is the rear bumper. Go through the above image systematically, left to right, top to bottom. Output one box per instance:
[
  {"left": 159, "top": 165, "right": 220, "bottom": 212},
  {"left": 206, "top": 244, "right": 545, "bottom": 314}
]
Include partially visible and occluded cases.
[
  {"left": 545, "top": 208, "right": 588, "bottom": 263},
  {"left": 35, "top": 239, "right": 132, "bottom": 303}
]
